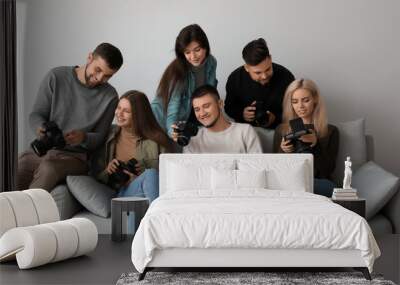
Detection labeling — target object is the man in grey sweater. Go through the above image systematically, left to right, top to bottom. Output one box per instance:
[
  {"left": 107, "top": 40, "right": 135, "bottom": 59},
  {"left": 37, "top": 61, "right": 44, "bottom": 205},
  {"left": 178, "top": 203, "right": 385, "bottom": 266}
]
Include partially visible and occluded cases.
[
  {"left": 17, "top": 43, "right": 123, "bottom": 191},
  {"left": 172, "top": 85, "right": 262, "bottom": 153}
]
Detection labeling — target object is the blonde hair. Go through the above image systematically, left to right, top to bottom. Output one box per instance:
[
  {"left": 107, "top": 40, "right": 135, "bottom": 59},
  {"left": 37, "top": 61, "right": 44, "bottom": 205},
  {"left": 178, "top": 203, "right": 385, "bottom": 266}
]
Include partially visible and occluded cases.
[{"left": 281, "top": 79, "right": 328, "bottom": 138}]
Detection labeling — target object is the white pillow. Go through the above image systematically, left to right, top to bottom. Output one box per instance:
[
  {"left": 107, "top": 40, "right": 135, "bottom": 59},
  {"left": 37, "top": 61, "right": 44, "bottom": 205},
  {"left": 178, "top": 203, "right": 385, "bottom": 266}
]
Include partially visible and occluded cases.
[
  {"left": 238, "top": 159, "right": 309, "bottom": 192},
  {"left": 167, "top": 160, "right": 235, "bottom": 192},
  {"left": 266, "top": 162, "right": 307, "bottom": 191},
  {"left": 168, "top": 163, "right": 211, "bottom": 191},
  {"left": 212, "top": 168, "right": 236, "bottom": 190},
  {"left": 211, "top": 169, "right": 267, "bottom": 191},
  {"left": 237, "top": 169, "right": 267, "bottom": 189}
]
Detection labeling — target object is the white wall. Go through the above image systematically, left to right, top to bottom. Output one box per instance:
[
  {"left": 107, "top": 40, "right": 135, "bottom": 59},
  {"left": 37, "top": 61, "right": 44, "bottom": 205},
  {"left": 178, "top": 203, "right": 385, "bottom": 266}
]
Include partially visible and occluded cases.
[{"left": 16, "top": 0, "right": 400, "bottom": 177}]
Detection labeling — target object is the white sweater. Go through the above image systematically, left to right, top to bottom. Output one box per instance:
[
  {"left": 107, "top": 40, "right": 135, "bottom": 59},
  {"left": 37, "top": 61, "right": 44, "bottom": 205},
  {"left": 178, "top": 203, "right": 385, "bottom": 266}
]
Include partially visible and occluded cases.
[{"left": 184, "top": 122, "right": 262, "bottom": 154}]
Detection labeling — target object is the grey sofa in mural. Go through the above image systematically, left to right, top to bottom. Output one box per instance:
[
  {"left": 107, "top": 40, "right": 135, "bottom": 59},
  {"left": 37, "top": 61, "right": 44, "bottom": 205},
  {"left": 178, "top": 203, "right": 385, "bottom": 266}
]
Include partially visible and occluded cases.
[
  {"left": 51, "top": 118, "right": 399, "bottom": 235},
  {"left": 255, "top": 118, "right": 400, "bottom": 235}
]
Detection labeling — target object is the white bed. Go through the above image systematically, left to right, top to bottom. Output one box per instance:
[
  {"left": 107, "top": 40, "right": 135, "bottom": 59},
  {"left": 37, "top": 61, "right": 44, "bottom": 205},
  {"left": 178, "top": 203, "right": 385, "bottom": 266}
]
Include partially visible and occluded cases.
[{"left": 131, "top": 154, "right": 380, "bottom": 280}]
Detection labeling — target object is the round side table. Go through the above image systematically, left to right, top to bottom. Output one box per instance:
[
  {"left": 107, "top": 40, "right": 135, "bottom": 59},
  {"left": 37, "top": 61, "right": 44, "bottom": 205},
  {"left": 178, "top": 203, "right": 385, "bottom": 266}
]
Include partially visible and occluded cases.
[{"left": 111, "top": 197, "right": 149, "bottom": 242}]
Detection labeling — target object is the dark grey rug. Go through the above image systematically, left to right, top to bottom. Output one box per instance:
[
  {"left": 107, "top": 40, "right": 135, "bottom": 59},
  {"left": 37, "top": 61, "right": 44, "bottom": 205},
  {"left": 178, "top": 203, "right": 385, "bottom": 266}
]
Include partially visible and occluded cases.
[{"left": 116, "top": 271, "right": 396, "bottom": 285}]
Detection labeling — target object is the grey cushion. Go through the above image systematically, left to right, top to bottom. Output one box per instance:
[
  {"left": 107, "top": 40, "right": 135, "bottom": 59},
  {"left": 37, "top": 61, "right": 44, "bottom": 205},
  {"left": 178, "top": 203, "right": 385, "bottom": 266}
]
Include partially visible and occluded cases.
[
  {"left": 332, "top": 118, "right": 367, "bottom": 184},
  {"left": 254, "top": 127, "right": 275, "bottom": 153},
  {"left": 352, "top": 161, "right": 400, "bottom": 219},
  {"left": 66, "top": 176, "right": 116, "bottom": 218},
  {"left": 50, "top": 184, "right": 83, "bottom": 220},
  {"left": 368, "top": 214, "right": 393, "bottom": 235}
]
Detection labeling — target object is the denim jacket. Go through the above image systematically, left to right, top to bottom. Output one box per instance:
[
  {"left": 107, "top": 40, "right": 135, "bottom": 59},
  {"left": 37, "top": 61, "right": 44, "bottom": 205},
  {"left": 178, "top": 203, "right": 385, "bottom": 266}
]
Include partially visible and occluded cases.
[{"left": 151, "top": 55, "right": 218, "bottom": 136}]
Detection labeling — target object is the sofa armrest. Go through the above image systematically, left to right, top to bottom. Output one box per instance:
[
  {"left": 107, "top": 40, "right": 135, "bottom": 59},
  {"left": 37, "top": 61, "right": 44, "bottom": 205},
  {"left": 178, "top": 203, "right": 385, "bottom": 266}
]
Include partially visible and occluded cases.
[
  {"left": 353, "top": 161, "right": 399, "bottom": 220},
  {"left": 382, "top": 185, "right": 400, "bottom": 234}
]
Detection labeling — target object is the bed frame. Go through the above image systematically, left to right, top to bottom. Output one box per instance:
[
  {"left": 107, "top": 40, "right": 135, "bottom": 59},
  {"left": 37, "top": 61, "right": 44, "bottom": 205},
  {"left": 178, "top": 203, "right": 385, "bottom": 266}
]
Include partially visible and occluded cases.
[
  {"left": 137, "top": 154, "right": 372, "bottom": 280},
  {"left": 138, "top": 247, "right": 371, "bottom": 280}
]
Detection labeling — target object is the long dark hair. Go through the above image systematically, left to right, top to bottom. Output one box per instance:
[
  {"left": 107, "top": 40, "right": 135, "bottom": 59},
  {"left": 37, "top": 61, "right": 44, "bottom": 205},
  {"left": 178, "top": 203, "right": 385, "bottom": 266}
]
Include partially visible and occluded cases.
[
  {"left": 157, "top": 24, "right": 210, "bottom": 111},
  {"left": 120, "top": 90, "right": 174, "bottom": 152}
]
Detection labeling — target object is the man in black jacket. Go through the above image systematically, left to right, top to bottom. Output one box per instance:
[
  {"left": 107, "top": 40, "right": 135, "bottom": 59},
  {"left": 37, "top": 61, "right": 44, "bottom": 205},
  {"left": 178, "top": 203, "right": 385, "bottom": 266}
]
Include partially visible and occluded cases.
[{"left": 225, "top": 38, "right": 294, "bottom": 129}]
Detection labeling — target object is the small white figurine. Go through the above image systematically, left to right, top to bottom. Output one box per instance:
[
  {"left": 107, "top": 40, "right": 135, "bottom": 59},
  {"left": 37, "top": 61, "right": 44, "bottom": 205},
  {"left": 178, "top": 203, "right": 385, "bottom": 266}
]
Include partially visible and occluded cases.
[{"left": 343, "top": 156, "right": 352, "bottom": 189}]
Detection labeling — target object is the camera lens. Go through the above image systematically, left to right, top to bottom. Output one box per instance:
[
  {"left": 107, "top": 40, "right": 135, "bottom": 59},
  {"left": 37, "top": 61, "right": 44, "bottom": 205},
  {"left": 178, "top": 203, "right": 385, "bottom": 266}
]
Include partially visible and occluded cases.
[
  {"left": 254, "top": 102, "right": 269, "bottom": 127},
  {"left": 174, "top": 121, "right": 198, "bottom": 147},
  {"left": 31, "top": 139, "right": 49, "bottom": 157},
  {"left": 125, "top": 158, "right": 138, "bottom": 175}
]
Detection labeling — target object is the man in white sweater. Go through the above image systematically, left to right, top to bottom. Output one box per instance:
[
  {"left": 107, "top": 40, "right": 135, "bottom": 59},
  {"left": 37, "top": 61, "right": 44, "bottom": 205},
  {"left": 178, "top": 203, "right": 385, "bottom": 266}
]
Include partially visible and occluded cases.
[{"left": 172, "top": 84, "right": 262, "bottom": 153}]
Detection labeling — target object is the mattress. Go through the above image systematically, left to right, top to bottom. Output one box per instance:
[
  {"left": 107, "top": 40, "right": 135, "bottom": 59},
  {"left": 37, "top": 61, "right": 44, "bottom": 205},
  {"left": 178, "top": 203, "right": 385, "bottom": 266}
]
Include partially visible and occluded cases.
[{"left": 131, "top": 190, "right": 380, "bottom": 272}]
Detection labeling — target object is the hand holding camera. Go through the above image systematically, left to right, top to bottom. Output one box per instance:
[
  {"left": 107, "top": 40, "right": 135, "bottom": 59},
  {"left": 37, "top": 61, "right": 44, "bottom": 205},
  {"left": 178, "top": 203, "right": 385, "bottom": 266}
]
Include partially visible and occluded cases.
[
  {"left": 243, "top": 101, "right": 256, "bottom": 122},
  {"left": 243, "top": 101, "right": 274, "bottom": 127},
  {"left": 254, "top": 101, "right": 274, "bottom": 127},
  {"left": 265, "top": 111, "right": 275, "bottom": 127},
  {"left": 282, "top": 118, "right": 315, "bottom": 153},
  {"left": 31, "top": 121, "right": 66, "bottom": 157},
  {"left": 31, "top": 121, "right": 87, "bottom": 157},
  {"left": 171, "top": 121, "right": 198, "bottom": 146},
  {"left": 171, "top": 123, "right": 179, "bottom": 142},
  {"left": 36, "top": 126, "right": 46, "bottom": 138},
  {"left": 298, "top": 129, "right": 317, "bottom": 147},
  {"left": 280, "top": 137, "right": 294, "bottom": 153},
  {"left": 108, "top": 158, "right": 141, "bottom": 186},
  {"left": 106, "top": 159, "right": 120, "bottom": 174}
]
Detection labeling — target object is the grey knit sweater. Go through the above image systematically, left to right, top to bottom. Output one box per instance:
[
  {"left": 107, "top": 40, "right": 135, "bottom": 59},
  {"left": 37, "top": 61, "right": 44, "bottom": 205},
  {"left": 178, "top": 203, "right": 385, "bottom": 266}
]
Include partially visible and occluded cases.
[{"left": 29, "top": 66, "right": 118, "bottom": 153}]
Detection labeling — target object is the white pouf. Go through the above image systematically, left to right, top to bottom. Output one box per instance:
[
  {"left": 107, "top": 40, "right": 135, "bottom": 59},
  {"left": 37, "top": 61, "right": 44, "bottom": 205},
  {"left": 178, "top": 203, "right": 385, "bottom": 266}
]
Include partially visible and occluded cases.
[{"left": 0, "top": 189, "right": 98, "bottom": 269}]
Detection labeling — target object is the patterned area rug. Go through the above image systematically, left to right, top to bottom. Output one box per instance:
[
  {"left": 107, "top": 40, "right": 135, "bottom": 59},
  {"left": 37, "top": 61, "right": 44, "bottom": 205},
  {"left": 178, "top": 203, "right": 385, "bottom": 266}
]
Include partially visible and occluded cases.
[{"left": 116, "top": 271, "right": 396, "bottom": 285}]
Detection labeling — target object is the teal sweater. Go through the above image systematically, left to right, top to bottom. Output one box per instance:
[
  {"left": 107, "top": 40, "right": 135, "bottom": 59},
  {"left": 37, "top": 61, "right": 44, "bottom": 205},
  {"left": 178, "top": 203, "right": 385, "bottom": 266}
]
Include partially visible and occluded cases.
[{"left": 151, "top": 55, "right": 217, "bottom": 136}]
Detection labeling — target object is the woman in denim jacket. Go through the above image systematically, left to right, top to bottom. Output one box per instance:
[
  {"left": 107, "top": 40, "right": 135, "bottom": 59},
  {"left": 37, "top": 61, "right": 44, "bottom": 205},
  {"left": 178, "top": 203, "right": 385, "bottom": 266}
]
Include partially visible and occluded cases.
[{"left": 151, "top": 24, "right": 218, "bottom": 137}]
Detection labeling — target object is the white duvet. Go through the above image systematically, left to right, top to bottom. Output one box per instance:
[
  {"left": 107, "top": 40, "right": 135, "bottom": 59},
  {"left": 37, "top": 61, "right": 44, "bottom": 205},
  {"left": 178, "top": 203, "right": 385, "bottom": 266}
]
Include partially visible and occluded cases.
[{"left": 131, "top": 190, "right": 380, "bottom": 273}]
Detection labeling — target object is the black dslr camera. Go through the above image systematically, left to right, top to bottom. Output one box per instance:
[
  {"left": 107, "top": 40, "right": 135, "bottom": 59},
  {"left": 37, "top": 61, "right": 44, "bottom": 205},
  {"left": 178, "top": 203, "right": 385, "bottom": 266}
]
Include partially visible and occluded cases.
[
  {"left": 254, "top": 101, "right": 269, "bottom": 127},
  {"left": 283, "top": 118, "right": 313, "bottom": 153},
  {"left": 31, "top": 121, "right": 66, "bottom": 157},
  {"left": 173, "top": 121, "right": 198, "bottom": 146},
  {"left": 109, "top": 158, "right": 139, "bottom": 186}
]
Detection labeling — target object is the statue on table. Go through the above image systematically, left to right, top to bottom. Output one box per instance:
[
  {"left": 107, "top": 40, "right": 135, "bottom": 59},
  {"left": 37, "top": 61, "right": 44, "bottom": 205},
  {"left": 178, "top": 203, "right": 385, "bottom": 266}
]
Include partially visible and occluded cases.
[{"left": 343, "top": 156, "right": 352, "bottom": 189}]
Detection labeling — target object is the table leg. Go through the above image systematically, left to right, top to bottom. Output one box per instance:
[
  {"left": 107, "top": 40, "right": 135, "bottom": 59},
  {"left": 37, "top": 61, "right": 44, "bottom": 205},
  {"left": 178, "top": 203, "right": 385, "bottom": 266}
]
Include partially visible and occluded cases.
[{"left": 111, "top": 202, "right": 122, "bottom": 241}]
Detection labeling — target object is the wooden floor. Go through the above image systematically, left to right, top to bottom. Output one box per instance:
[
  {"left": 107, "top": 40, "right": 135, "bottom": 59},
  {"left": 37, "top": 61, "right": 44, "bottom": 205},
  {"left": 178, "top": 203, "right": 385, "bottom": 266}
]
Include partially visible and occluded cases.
[{"left": 0, "top": 234, "right": 398, "bottom": 285}]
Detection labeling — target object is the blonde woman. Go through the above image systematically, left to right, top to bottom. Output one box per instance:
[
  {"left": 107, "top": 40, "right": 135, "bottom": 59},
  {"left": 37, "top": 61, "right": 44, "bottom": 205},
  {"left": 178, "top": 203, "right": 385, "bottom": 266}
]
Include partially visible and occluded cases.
[{"left": 273, "top": 79, "right": 339, "bottom": 197}]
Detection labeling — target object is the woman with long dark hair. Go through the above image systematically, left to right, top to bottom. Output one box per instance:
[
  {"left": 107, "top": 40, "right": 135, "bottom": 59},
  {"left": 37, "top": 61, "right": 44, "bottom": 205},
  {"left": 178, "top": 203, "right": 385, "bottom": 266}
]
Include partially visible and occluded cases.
[
  {"left": 151, "top": 24, "right": 218, "bottom": 136},
  {"left": 273, "top": 79, "right": 339, "bottom": 197},
  {"left": 94, "top": 90, "right": 173, "bottom": 203}
]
